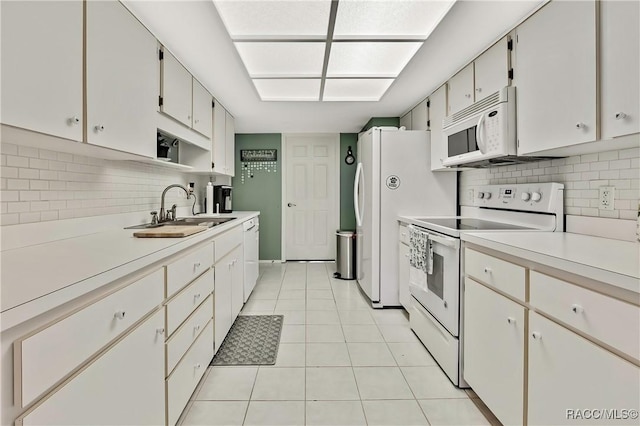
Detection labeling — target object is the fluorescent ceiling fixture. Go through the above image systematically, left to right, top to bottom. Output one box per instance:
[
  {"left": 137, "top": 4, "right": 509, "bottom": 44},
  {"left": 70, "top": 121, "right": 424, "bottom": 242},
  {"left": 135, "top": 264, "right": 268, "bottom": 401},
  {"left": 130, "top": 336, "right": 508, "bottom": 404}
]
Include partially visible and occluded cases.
[
  {"left": 213, "top": 0, "right": 331, "bottom": 39},
  {"left": 333, "top": 0, "right": 456, "bottom": 39},
  {"left": 235, "top": 42, "right": 325, "bottom": 77},
  {"left": 327, "top": 42, "right": 422, "bottom": 77},
  {"left": 253, "top": 79, "right": 321, "bottom": 101},
  {"left": 323, "top": 79, "right": 394, "bottom": 101}
]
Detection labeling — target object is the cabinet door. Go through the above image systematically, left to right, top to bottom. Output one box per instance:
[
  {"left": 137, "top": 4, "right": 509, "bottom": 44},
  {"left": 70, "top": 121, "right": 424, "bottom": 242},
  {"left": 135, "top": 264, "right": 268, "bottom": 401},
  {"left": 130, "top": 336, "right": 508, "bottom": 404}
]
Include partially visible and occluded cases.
[
  {"left": 86, "top": 0, "right": 157, "bottom": 158},
  {"left": 601, "top": 0, "right": 640, "bottom": 139},
  {"left": 0, "top": 1, "right": 83, "bottom": 141},
  {"left": 515, "top": 1, "right": 597, "bottom": 154},
  {"left": 474, "top": 36, "right": 510, "bottom": 102},
  {"left": 161, "top": 50, "right": 193, "bottom": 128},
  {"left": 447, "top": 63, "right": 474, "bottom": 115},
  {"left": 192, "top": 79, "right": 213, "bottom": 139},
  {"left": 429, "top": 86, "right": 450, "bottom": 171},
  {"left": 411, "top": 100, "right": 429, "bottom": 131},
  {"left": 212, "top": 102, "right": 227, "bottom": 174},
  {"left": 225, "top": 110, "right": 236, "bottom": 176},
  {"left": 400, "top": 112, "right": 412, "bottom": 130},
  {"left": 398, "top": 243, "right": 410, "bottom": 310},
  {"left": 231, "top": 245, "right": 245, "bottom": 321},
  {"left": 214, "top": 258, "right": 233, "bottom": 352},
  {"left": 463, "top": 279, "right": 525, "bottom": 426},
  {"left": 17, "top": 309, "right": 165, "bottom": 426},
  {"left": 528, "top": 312, "right": 640, "bottom": 425}
]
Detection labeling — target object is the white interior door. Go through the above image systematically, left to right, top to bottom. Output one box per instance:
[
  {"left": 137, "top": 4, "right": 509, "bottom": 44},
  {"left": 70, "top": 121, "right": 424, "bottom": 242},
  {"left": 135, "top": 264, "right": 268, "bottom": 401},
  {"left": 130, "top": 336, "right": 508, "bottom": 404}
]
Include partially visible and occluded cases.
[{"left": 284, "top": 134, "right": 339, "bottom": 260}]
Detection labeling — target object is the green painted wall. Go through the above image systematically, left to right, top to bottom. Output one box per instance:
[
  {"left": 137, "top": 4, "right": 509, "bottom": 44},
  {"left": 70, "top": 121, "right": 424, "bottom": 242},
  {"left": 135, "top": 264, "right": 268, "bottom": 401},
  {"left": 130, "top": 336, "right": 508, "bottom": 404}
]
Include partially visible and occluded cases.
[
  {"left": 361, "top": 117, "right": 400, "bottom": 132},
  {"left": 232, "top": 134, "right": 282, "bottom": 260},
  {"left": 340, "top": 134, "right": 358, "bottom": 231}
]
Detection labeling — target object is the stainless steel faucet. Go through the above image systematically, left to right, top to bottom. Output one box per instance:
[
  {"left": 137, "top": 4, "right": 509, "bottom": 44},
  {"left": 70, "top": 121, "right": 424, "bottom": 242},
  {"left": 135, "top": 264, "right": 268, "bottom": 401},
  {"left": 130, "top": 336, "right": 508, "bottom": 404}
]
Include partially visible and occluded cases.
[{"left": 159, "top": 184, "right": 193, "bottom": 222}]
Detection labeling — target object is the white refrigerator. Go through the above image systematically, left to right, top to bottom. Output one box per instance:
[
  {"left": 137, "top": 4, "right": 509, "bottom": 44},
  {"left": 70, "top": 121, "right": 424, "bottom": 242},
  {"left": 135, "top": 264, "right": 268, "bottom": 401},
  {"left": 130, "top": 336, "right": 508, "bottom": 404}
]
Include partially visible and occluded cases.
[{"left": 354, "top": 127, "right": 457, "bottom": 307}]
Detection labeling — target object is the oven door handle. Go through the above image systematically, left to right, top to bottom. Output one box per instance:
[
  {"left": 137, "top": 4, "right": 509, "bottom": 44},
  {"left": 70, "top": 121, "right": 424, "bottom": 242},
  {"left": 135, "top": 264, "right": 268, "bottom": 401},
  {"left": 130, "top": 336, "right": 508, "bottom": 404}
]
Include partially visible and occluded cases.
[{"left": 427, "top": 233, "right": 460, "bottom": 249}]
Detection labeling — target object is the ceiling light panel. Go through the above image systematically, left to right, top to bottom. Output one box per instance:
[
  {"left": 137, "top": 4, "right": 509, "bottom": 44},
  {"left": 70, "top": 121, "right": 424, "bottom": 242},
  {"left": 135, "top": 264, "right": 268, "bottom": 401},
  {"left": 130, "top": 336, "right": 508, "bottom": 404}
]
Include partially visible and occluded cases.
[
  {"left": 213, "top": 0, "right": 332, "bottom": 39},
  {"left": 333, "top": 0, "right": 456, "bottom": 40},
  {"left": 235, "top": 42, "right": 325, "bottom": 77},
  {"left": 327, "top": 42, "right": 422, "bottom": 78},
  {"left": 253, "top": 79, "right": 321, "bottom": 101},
  {"left": 323, "top": 79, "right": 394, "bottom": 101}
]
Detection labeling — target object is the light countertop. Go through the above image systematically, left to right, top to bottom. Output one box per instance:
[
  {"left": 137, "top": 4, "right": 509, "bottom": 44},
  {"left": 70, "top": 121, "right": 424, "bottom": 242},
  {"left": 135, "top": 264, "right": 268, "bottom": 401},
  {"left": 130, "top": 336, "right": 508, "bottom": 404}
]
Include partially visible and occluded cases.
[
  {"left": 0, "top": 212, "right": 259, "bottom": 330},
  {"left": 462, "top": 232, "right": 640, "bottom": 295}
]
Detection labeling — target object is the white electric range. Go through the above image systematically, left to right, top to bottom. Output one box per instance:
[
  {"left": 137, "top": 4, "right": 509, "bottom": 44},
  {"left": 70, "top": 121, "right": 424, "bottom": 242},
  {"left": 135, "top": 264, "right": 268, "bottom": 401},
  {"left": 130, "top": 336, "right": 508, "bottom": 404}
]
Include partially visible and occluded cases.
[{"left": 400, "top": 182, "right": 564, "bottom": 387}]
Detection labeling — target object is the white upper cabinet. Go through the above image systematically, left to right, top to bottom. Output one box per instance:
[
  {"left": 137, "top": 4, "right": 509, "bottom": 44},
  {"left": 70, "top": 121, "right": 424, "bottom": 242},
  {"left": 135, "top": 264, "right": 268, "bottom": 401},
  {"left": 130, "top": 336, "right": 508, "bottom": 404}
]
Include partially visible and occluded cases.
[
  {"left": 515, "top": 0, "right": 597, "bottom": 155},
  {"left": 600, "top": 0, "right": 640, "bottom": 139},
  {"left": 0, "top": 1, "right": 83, "bottom": 141},
  {"left": 86, "top": 1, "right": 157, "bottom": 158},
  {"left": 474, "top": 36, "right": 511, "bottom": 103},
  {"left": 161, "top": 49, "right": 193, "bottom": 128},
  {"left": 447, "top": 63, "right": 474, "bottom": 115},
  {"left": 192, "top": 79, "right": 213, "bottom": 139},
  {"left": 429, "top": 85, "right": 450, "bottom": 171},
  {"left": 411, "top": 100, "right": 429, "bottom": 131},
  {"left": 212, "top": 102, "right": 227, "bottom": 174},
  {"left": 225, "top": 110, "right": 236, "bottom": 177},
  {"left": 400, "top": 112, "right": 412, "bottom": 130}
]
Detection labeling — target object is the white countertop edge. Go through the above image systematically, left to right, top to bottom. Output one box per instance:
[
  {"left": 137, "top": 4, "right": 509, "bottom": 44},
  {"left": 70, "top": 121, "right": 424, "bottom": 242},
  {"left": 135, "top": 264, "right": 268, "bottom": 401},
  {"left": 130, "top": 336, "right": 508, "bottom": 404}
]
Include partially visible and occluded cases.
[
  {"left": 0, "top": 212, "right": 259, "bottom": 331},
  {"left": 461, "top": 232, "right": 639, "bottom": 295}
]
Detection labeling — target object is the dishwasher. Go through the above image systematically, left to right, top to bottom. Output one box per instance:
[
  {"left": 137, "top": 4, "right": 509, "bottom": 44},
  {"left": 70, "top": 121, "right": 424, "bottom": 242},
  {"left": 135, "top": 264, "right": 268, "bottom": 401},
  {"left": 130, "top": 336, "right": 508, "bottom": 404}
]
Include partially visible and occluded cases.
[{"left": 243, "top": 217, "right": 259, "bottom": 302}]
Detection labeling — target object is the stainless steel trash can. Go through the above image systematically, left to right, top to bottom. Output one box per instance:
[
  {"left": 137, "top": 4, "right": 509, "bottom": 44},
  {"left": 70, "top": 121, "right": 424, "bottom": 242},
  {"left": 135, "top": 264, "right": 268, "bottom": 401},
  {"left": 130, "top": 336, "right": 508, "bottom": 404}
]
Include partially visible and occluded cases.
[{"left": 335, "top": 231, "right": 356, "bottom": 280}]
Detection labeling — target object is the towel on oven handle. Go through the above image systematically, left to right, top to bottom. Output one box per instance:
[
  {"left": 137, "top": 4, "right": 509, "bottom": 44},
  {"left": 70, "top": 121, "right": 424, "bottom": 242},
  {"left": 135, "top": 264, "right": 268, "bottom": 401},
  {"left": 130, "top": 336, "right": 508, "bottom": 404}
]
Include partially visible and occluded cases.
[{"left": 408, "top": 225, "right": 431, "bottom": 291}]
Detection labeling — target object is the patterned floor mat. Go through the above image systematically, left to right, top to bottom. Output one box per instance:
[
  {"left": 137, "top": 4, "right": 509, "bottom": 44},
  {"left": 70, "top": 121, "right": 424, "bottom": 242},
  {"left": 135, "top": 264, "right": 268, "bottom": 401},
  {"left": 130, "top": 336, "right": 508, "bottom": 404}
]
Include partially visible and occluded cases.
[{"left": 211, "top": 315, "right": 284, "bottom": 366}]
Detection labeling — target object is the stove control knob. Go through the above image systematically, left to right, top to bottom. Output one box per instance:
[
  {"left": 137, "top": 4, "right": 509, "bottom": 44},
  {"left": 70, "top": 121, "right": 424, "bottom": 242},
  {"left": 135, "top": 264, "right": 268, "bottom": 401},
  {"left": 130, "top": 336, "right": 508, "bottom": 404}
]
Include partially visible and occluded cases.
[
  {"left": 477, "top": 192, "right": 485, "bottom": 199},
  {"left": 484, "top": 192, "right": 492, "bottom": 200},
  {"left": 521, "top": 192, "right": 531, "bottom": 202},
  {"left": 531, "top": 192, "right": 542, "bottom": 202}
]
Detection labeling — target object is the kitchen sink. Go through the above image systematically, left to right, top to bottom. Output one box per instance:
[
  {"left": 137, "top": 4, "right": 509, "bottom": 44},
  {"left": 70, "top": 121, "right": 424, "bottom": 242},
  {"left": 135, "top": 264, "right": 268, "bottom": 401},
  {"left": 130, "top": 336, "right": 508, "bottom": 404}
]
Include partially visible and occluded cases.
[{"left": 125, "top": 217, "right": 236, "bottom": 229}]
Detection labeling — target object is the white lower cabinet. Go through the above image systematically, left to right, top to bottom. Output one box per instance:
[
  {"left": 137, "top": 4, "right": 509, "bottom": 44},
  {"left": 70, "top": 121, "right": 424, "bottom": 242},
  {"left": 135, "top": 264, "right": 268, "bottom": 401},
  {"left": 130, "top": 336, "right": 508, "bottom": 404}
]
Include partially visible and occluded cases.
[
  {"left": 398, "top": 242, "right": 410, "bottom": 310},
  {"left": 215, "top": 243, "right": 244, "bottom": 351},
  {"left": 231, "top": 245, "right": 245, "bottom": 320},
  {"left": 463, "top": 278, "right": 524, "bottom": 425},
  {"left": 16, "top": 309, "right": 165, "bottom": 426},
  {"left": 528, "top": 312, "right": 640, "bottom": 426},
  {"left": 166, "top": 319, "right": 214, "bottom": 426}
]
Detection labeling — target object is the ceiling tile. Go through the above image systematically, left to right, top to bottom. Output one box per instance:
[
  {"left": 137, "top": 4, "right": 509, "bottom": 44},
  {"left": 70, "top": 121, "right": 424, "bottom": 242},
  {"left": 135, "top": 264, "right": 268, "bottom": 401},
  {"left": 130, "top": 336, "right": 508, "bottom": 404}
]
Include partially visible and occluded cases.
[
  {"left": 213, "top": 0, "right": 332, "bottom": 39},
  {"left": 333, "top": 0, "right": 456, "bottom": 40},
  {"left": 235, "top": 42, "right": 326, "bottom": 77},
  {"left": 327, "top": 42, "right": 422, "bottom": 77},
  {"left": 253, "top": 79, "right": 321, "bottom": 101},
  {"left": 323, "top": 79, "right": 394, "bottom": 101}
]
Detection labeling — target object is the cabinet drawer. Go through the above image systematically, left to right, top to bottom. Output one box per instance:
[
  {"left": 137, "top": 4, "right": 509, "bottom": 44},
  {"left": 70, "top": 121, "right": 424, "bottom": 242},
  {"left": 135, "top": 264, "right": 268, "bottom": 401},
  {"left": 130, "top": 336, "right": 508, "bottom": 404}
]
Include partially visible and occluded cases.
[
  {"left": 398, "top": 224, "right": 409, "bottom": 245},
  {"left": 215, "top": 226, "right": 242, "bottom": 263},
  {"left": 167, "top": 242, "right": 214, "bottom": 297},
  {"left": 465, "top": 248, "right": 525, "bottom": 301},
  {"left": 166, "top": 268, "right": 214, "bottom": 337},
  {"left": 14, "top": 269, "right": 163, "bottom": 408},
  {"left": 530, "top": 271, "right": 640, "bottom": 361},
  {"left": 167, "top": 294, "right": 213, "bottom": 375},
  {"left": 16, "top": 309, "right": 165, "bottom": 426},
  {"left": 167, "top": 319, "right": 214, "bottom": 426}
]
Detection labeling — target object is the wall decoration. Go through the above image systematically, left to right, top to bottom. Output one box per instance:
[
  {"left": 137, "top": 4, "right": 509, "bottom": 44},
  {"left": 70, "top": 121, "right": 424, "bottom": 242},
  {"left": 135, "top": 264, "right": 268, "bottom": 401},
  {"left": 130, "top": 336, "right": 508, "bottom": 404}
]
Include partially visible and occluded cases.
[
  {"left": 344, "top": 145, "right": 355, "bottom": 165},
  {"left": 240, "top": 149, "right": 278, "bottom": 184}
]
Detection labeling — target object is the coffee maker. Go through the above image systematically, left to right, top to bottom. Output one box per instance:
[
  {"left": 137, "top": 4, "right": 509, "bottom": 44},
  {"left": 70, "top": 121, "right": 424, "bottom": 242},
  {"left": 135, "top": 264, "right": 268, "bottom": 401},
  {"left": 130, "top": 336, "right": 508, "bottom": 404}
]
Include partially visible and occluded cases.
[{"left": 213, "top": 185, "right": 232, "bottom": 213}]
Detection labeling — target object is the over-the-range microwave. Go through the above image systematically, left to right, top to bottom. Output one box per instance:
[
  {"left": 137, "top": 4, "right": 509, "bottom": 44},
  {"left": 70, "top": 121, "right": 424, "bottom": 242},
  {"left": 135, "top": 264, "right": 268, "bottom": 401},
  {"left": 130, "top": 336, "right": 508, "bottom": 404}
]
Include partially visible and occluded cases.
[{"left": 442, "top": 86, "right": 517, "bottom": 167}]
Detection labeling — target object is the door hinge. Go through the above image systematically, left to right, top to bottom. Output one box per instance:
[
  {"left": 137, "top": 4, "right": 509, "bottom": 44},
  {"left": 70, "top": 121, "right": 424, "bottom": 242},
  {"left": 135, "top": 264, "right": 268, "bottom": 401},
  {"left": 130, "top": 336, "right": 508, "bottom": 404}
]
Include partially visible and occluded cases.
[
  {"left": 507, "top": 39, "right": 513, "bottom": 51},
  {"left": 158, "top": 50, "right": 164, "bottom": 60},
  {"left": 508, "top": 68, "right": 514, "bottom": 80},
  {"left": 158, "top": 96, "right": 163, "bottom": 107},
  {"left": 212, "top": 100, "right": 215, "bottom": 108},
  {"left": 426, "top": 100, "right": 430, "bottom": 108},
  {"left": 427, "top": 120, "right": 431, "bottom": 128},
  {"left": 517, "top": 139, "right": 520, "bottom": 148},
  {"left": 212, "top": 162, "right": 215, "bottom": 169}
]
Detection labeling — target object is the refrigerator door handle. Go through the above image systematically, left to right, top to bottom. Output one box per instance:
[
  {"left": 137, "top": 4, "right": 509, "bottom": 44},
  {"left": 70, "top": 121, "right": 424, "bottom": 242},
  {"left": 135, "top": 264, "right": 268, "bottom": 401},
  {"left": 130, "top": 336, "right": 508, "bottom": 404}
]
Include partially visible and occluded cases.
[{"left": 354, "top": 162, "right": 364, "bottom": 227}]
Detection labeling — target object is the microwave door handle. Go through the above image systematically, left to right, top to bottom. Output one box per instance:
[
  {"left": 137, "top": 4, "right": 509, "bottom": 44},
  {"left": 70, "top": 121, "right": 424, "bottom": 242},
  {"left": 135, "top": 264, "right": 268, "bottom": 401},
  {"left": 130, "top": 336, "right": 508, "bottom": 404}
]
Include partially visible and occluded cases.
[{"left": 476, "top": 114, "right": 486, "bottom": 154}]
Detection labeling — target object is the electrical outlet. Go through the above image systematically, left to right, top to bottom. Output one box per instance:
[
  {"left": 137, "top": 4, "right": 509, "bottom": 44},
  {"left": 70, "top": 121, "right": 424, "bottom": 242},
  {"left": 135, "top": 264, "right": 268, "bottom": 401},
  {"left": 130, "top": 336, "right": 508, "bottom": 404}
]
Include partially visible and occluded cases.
[
  {"left": 599, "top": 186, "right": 615, "bottom": 211},
  {"left": 467, "top": 189, "right": 474, "bottom": 203}
]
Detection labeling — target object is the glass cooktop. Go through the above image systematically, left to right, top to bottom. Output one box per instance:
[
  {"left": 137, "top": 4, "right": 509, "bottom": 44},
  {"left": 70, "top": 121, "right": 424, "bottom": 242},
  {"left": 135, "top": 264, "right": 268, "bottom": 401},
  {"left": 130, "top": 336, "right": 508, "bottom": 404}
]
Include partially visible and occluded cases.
[{"left": 414, "top": 218, "right": 532, "bottom": 231}]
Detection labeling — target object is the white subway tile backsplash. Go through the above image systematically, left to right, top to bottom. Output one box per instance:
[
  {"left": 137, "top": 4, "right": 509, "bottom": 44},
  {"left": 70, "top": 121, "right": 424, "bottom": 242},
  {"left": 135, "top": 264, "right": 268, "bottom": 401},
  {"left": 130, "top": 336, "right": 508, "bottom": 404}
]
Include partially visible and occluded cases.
[
  {"left": 1, "top": 143, "right": 18, "bottom": 156},
  {"left": 18, "top": 146, "right": 38, "bottom": 158},
  {"left": 459, "top": 147, "right": 639, "bottom": 220},
  {"left": 7, "top": 156, "right": 28, "bottom": 168},
  {"left": 19, "top": 168, "right": 39, "bottom": 179},
  {"left": 7, "top": 179, "right": 29, "bottom": 190},
  {"left": 20, "top": 191, "right": 40, "bottom": 201},
  {"left": 8, "top": 202, "right": 30, "bottom": 213},
  {"left": 41, "top": 211, "right": 59, "bottom": 222},
  {"left": 20, "top": 212, "right": 41, "bottom": 223}
]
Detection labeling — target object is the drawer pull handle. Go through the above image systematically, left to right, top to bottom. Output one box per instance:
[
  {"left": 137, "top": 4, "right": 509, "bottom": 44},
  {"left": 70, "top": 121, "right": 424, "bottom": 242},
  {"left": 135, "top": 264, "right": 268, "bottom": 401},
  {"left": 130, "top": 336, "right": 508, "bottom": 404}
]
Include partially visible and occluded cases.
[
  {"left": 194, "top": 262, "right": 201, "bottom": 269},
  {"left": 483, "top": 267, "right": 492, "bottom": 274},
  {"left": 194, "top": 293, "right": 202, "bottom": 300},
  {"left": 571, "top": 304, "right": 584, "bottom": 314},
  {"left": 114, "top": 311, "right": 126, "bottom": 320},
  {"left": 507, "top": 317, "right": 516, "bottom": 324},
  {"left": 194, "top": 325, "right": 201, "bottom": 332},
  {"left": 156, "top": 327, "right": 165, "bottom": 335},
  {"left": 531, "top": 332, "right": 542, "bottom": 340},
  {"left": 195, "top": 363, "right": 202, "bottom": 369}
]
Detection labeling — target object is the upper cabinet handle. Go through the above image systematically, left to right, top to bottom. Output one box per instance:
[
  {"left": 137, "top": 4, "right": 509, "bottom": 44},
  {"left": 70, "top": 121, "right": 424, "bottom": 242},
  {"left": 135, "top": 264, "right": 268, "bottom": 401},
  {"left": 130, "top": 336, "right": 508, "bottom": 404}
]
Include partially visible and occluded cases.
[
  {"left": 615, "top": 112, "right": 627, "bottom": 120},
  {"left": 68, "top": 116, "right": 80, "bottom": 125},
  {"left": 94, "top": 125, "right": 105, "bottom": 132}
]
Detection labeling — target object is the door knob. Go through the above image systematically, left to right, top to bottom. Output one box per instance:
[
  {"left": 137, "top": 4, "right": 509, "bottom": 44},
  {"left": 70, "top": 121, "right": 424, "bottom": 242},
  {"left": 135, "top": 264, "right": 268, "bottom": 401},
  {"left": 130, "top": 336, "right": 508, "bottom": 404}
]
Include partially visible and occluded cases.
[{"left": 287, "top": 203, "right": 296, "bottom": 207}]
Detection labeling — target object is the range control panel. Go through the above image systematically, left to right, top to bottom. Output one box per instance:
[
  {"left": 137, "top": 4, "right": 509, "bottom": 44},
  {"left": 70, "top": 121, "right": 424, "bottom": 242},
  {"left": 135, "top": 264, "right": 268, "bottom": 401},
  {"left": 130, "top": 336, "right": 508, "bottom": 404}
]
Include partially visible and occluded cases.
[{"left": 473, "top": 183, "right": 564, "bottom": 214}]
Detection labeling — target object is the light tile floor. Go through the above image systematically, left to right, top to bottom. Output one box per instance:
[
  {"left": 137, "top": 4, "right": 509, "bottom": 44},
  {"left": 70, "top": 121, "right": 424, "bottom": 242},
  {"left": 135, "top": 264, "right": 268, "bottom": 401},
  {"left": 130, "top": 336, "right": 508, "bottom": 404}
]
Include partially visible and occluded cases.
[{"left": 179, "top": 262, "right": 501, "bottom": 426}]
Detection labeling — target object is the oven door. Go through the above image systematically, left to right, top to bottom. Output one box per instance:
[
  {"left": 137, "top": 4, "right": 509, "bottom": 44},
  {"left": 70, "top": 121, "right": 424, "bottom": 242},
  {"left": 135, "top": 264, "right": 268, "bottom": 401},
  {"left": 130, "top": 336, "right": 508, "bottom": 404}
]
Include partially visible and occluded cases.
[{"left": 409, "top": 230, "right": 460, "bottom": 336}]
